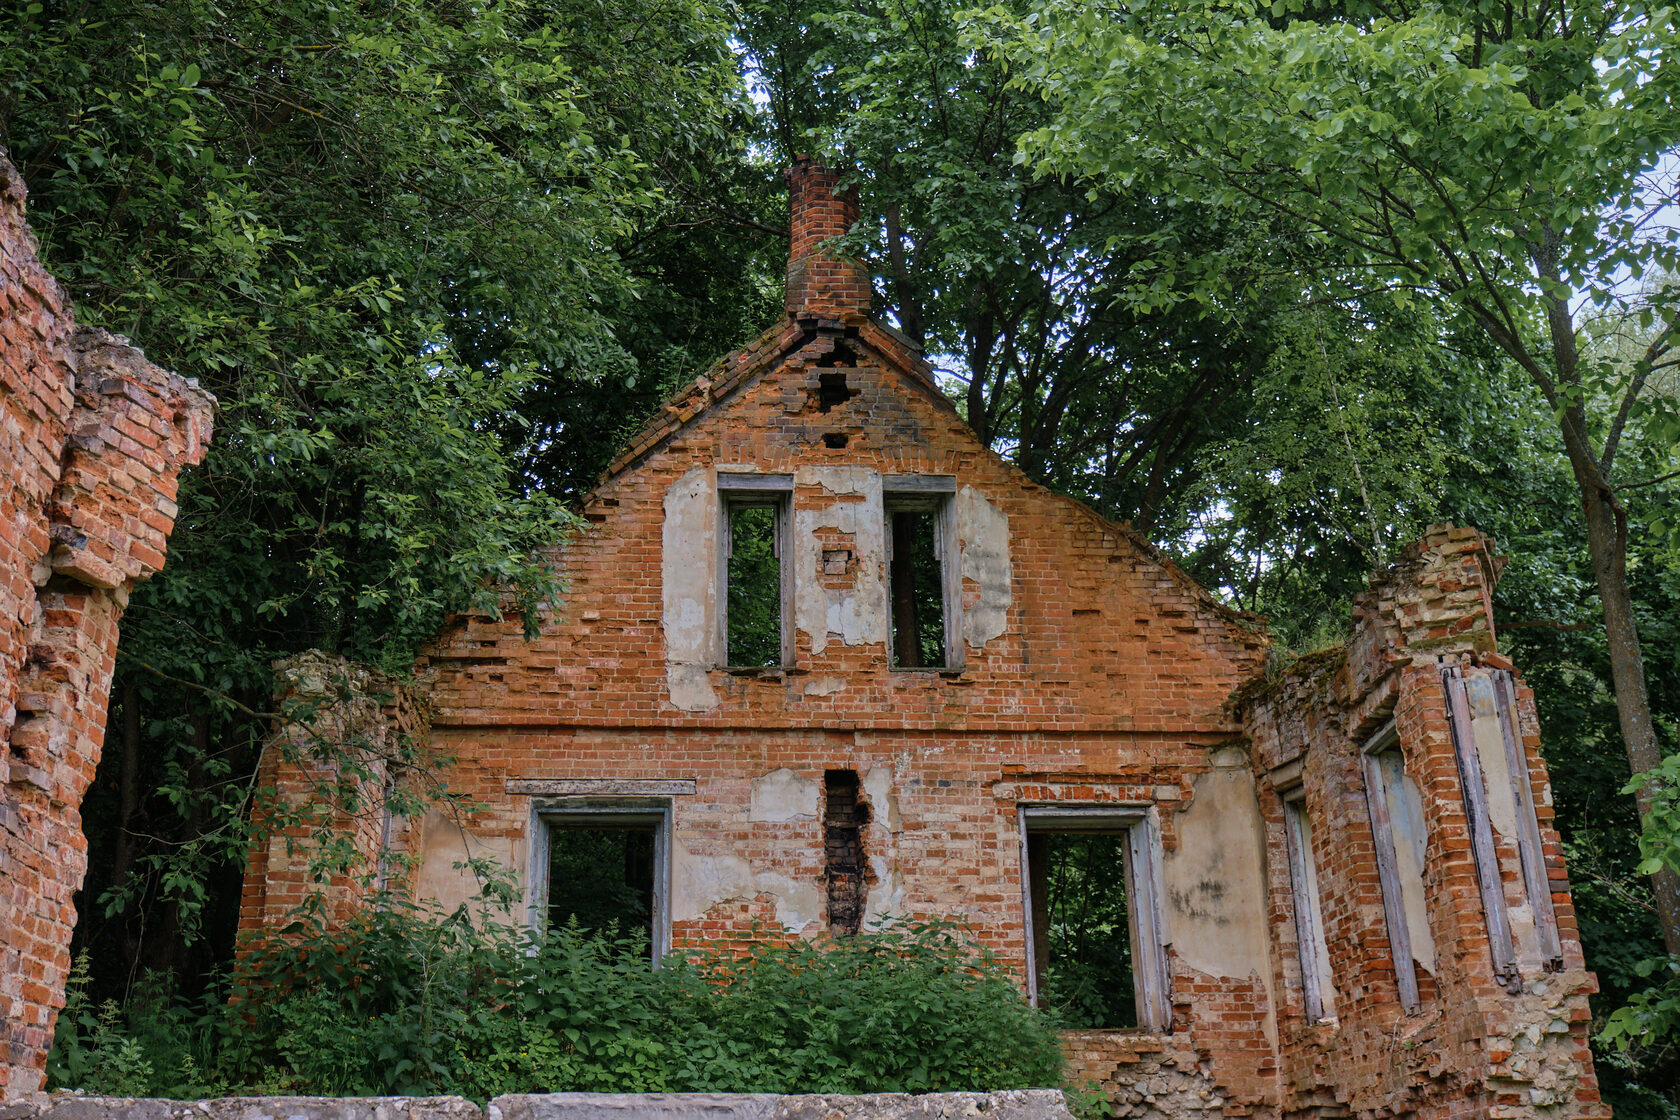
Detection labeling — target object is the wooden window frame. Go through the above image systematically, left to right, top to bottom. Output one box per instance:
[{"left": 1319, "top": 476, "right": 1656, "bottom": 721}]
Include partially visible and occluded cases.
[
  {"left": 717, "top": 473, "right": 794, "bottom": 669},
  {"left": 883, "top": 475, "right": 962, "bottom": 672},
  {"left": 1442, "top": 666, "right": 1564, "bottom": 981},
  {"left": 1361, "top": 721, "right": 1428, "bottom": 1014},
  {"left": 1280, "top": 786, "right": 1334, "bottom": 1022},
  {"left": 527, "top": 796, "right": 673, "bottom": 963},
  {"left": 1017, "top": 804, "right": 1171, "bottom": 1031}
]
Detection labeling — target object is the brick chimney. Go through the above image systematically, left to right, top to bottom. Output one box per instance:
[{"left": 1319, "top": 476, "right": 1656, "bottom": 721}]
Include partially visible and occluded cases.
[{"left": 785, "top": 156, "right": 872, "bottom": 319}]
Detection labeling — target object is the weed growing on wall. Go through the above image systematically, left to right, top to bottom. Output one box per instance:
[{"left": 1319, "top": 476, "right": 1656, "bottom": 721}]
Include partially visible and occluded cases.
[{"left": 48, "top": 905, "right": 1065, "bottom": 1099}]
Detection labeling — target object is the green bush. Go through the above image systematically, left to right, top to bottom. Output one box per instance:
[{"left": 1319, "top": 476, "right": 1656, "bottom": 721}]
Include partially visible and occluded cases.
[{"left": 48, "top": 904, "right": 1066, "bottom": 1100}]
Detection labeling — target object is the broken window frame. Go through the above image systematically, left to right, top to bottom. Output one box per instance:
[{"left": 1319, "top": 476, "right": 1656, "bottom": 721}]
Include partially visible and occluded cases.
[
  {"left": 717, "top": 473, "right": 794, "bottom": 669},
  {"left": 883, "top": 475, "right": 962, "bottom": 672},
  {"left": 1441, "top": 667, "right": 1564, "bottom": 980},
  {"left": 1361, "top": 721, "right": 1432, "bottom": 1014},
  {"left": 1279, "top": 784, "right": 1335, "bottom": 1022},
  {"left": 527, "top": 796, "right": 673, "bottom": 963},
  {"left": 1017, "top": 804, "right": 1171, "bottom": 1031}
]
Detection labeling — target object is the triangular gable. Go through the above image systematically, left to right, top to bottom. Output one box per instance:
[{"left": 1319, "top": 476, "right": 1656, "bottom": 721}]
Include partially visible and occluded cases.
[{"left": 599, "top": 313, "right": 954, "bottom": 486}]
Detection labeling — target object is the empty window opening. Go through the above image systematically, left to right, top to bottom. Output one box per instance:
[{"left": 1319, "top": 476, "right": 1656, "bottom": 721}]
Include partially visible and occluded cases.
[
  {"left": 822, "top": 343, "right": 858, "bottom": 367},
  {"left": 816, "top": 371, "right": 858, "bottom": 412},
  {"left": 823, "top": 432, "right": 849, "bottom": 449},
  {"left": 718, "top": 477, "right": 793, "bottom": 669},
  {"left": 884, "top": 482, "right": 959, "bottom": 670},
  {"left": 727, "top": 505, "right": 781, "bottom": 666},
  {"left": 1362, "top": 724, "right": 1437, "bottom": 1013},
  {"left": 825, "top": 769, "right": 869, "bottom": 936},
  {"left": 1282, "top": 792, "right": 1335, "bottom": 1021},
  {"left": 534, "top": 800, "right": 671, "bottom": 962},
  {"left": 1020, "top": 806, "right": 1170, "bottom": 1031},
  {"left": 549, "top": 824, "right": 655, "bottom": 945},
  {"left": 1028, "top": 831, "right": 1136, "bottom": 1027}
]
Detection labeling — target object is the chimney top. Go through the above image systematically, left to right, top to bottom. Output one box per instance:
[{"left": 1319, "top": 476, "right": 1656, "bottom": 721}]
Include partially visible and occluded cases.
[{"left": 785, "top": 157, "right": 871, "bottom": 320}]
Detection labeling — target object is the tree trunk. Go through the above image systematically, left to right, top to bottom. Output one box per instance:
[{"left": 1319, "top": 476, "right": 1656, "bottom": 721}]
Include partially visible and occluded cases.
[{"left": 1573, "top": 461, "right": 1680, "bottom": 953}]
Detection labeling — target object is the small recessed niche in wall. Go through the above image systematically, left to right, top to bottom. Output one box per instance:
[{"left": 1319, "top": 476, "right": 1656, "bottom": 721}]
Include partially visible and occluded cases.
[
  {"left": 816, "top": 371, "right": 859, "bottom": 412},
  {"left": 823, "top": 432, "right": 849, "bottom": 449},
  {"left": 824, "top": 769, "right": 870, "bottom": 936}
]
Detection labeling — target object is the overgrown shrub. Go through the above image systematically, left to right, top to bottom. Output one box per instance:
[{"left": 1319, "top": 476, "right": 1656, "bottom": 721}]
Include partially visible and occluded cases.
[{"left": 48, "top": 904, "right": 1066, "bottom": 1100}]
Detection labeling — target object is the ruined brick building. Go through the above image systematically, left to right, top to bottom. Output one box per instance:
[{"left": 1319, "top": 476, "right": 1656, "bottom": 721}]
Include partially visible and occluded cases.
[
  {"left": 0, "top": 149, "right": 215, "bottom": 1098},
  {"left": 231, "top": 159, "right": 1609, "bottom": 1120}
]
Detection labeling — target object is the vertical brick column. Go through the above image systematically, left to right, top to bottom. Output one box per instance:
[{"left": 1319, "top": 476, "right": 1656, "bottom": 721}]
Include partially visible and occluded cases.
[{"left": 0, "top": 150, "right": 214, "bottom": 1100}]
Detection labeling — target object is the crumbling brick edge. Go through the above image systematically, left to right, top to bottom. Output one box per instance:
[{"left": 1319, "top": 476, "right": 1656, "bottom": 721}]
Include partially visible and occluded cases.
[{"left": 0, "top": 1089, "right": 1074, "bottom": 1120}]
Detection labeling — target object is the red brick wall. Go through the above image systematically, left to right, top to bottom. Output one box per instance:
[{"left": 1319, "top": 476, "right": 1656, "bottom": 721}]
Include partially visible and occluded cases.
[
  {"left": 0, "top": 150, "right": 213, "bottom": 1100},
  {"left": 1244, "top": 527, "right": 1605, "bottom": 1120}
]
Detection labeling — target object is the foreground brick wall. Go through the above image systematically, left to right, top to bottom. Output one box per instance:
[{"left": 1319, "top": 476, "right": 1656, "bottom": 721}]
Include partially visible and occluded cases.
[{"left": 0, "top": 150, "right": 213, "bottom": 1099}]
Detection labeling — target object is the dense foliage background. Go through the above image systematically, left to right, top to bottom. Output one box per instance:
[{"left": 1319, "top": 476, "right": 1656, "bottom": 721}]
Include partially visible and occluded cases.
[{"left": 1, "top": 0, "right": 1676, "bottom": 1108}]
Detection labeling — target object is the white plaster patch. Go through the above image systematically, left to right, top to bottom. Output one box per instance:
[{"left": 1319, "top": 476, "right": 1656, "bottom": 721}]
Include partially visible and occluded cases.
[
  {"left": 793, "top": 466, "right": 887, "bottom": 654},
  {"left": 662, "top": 467, "right": 719, "bottom": 710},
  {"left": 957, "top": 486, "right": 1011, "bottom": 648},
  {"left": 804, "top": 676, "right": 847, "bottom": 697},
  {"left": 861, "top": 762, "right": 905, "bottom": 928},
  {"left": 1164, "top": 766, "right": 1278, "bottom": 1051},
  {"left": 751, "top": 768, "right": 820, "bottom": 822},
  {"left": 412, "top": 807, "right": 523, "bottom": 919},
  {"left": 671, "top": 844, "right": 820, "bottom": 933}
]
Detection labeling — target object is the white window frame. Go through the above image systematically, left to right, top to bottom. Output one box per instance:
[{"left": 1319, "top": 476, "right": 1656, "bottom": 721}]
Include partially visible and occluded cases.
[
  {"left": 717, "top": 473, "right": 794, "bottom": 669},
  {"left": 883, "top": 475, "right": 962, "bottom": 672},
  {"left": 528, "top": 796, "right": 673, "bottom": 964},
  {"left": 1017, "top": 804, "right": 1171, "bottom": 1031}
]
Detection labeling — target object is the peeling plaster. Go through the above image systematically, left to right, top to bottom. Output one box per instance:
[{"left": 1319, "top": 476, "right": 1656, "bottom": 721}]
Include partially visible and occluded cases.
[
  {"left": 793, "top": 466, "right": 887, "bottom": 654},
  {"left": 662, "top": 467, "right": 719, "bottom": 710},
  {"left": 957, "top": 487, "right": 1010, "bottom": 648},
  {"left": 1164, "top": 755, "right": 1277, "bottom": 1051},
  {"left": 861, "top": 763, "right": 906, "bottom": 926},
  {"left": 751, "top": 768, "right": 821, "bottom": 822},
  {"left": 413, "top": 808, "right": 522, "bottom": 917},
  {"left": 671, "top": 844, "right": 820, "bottom": 933}
]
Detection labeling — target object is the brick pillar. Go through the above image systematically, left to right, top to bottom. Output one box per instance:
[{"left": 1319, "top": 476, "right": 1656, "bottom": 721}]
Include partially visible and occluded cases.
[
  {"left": 0, "top": 149, "right": 214, "bottom": 1101},
  {"left": 784, "top": 156, "right": 872, "bottom": 320},
  {"left": 236, "top": 652, "right": 414, "bottom": 942}
]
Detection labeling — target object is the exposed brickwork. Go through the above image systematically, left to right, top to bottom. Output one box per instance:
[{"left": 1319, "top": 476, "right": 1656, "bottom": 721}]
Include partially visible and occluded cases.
[
  {"left": 0, "top": 149, "right": 214, "bottom": 1100},
  {"left": 783, "top": 157, "right": 872, "bottom": 321},
  {"left": 236, "top": 175, "right": 1601, "bottom": 1120},
  {"left": 1244, "top": 527, "right": 1604, "bottom": 1120}
]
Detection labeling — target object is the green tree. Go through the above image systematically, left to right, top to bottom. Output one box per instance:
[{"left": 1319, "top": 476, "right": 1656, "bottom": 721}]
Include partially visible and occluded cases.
[
  {"left": 1, "top": 0, "right": 741, "bottom": 985},
  {"left": 981, "top": 0, "right": 1680, "bottom": 951}
]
